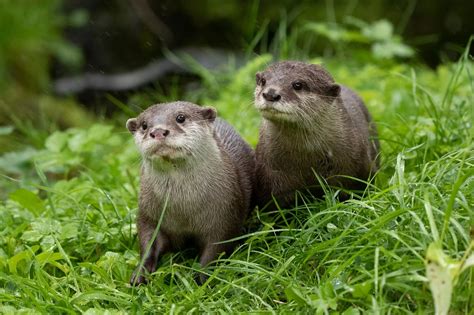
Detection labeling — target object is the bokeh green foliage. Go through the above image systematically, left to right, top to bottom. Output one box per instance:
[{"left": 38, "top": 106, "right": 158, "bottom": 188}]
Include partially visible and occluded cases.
[
  {"left": 0, "top": 0, "right": 82, "bottom": 92},
  {"left": 0, "top": 0, "right": 93, "bottom": 153},
  {"left": 305, "top": 18, "right": 414, "bottom": 60}
]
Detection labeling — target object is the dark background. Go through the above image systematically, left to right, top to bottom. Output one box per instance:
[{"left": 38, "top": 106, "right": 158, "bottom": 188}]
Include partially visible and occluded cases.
[
  {"left": 0, "top": 0, "right": 472, "bottom": 148},
  {"left": 60, "top": 0, "right": 473, "bottom": 76}
]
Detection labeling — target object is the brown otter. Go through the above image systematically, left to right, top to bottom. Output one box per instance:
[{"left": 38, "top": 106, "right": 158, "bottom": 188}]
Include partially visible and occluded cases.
[
  {"left": 254, "top": 61, "right": 379, "bottom": 208},
  {"left": 126, "top": 101, "right": 255, "bottom": 285}
]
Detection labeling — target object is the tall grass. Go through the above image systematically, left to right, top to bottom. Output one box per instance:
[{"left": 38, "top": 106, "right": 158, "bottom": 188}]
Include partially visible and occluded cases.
[{"left": 0, "top": 33, "right": 472, "bottom": 315}]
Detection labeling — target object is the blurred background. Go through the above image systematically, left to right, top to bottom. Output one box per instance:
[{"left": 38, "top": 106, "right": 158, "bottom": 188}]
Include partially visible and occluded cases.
[{"left": 0, "top": 0, "right": 472, "bottom": 159}]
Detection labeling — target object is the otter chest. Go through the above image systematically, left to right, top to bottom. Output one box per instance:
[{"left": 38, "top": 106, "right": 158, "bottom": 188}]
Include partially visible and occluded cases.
[
  {"left": 269, "top": 145, "right": 334, "bottom": 179},
  {"left": 146, "top": 166, "right": 230, "bottom": 234}
]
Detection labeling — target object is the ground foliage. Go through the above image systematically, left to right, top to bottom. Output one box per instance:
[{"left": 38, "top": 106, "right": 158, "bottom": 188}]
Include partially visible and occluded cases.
[{"left": 0, "top": 31, "right": 473, "bottom": 315}]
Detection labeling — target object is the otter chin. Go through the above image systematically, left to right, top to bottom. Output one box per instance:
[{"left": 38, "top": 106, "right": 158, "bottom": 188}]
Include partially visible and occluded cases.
[
  {"left": 257, "top": 104, "right": 294, "bottom": 122},
  {"left": 260, "top": 109, "right": 293, "bottom": 122},
  {"left": 147, "top": 145, "right": 185, "bottom": 160}
]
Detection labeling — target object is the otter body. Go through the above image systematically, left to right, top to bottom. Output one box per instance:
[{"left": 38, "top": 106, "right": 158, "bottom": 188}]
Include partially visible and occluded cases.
[
  {"left": 254, "top": 61, "right": 379, "bottom": 208},
  {"left": 127, "top": 101, "right": 255, "bottom": 284}
]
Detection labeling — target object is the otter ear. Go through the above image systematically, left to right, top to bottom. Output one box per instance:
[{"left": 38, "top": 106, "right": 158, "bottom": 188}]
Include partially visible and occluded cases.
[
  {"left": 309, "top": 63, "right": 325, "bottom": 73},
  {"left": 255, "top": 72, "right": 262, "bottom": 84},
  {"left": 327, "top": 84, "right": 341, "bottom": 98},
  {"left": 201, "top": 106, "right": 217, "bottom": 122},
  {"left": 126, "top": 118, "right": 138, "bottom": 133}
]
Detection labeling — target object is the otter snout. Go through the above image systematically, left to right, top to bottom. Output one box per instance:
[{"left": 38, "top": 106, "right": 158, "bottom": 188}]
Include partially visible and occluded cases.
[
  {"left": 262, "top": 89, "right": 281, "bottom": 102},
  {"left": 150, "top": 128, "right": 170, "bottom": 139}
]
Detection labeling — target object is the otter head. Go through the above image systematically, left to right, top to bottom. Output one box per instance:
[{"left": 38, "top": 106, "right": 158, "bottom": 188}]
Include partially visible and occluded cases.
[
  {"left": 254, "top": 61, "right": 341, "bottom": 125},
  {"left": 126, "top": 101, "right": 217, "bottom": 166}
]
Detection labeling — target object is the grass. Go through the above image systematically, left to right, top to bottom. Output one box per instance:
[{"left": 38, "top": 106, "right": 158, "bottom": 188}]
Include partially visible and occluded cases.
[{"left": 1, "top": 36, "right": 473, "bottom": 314}]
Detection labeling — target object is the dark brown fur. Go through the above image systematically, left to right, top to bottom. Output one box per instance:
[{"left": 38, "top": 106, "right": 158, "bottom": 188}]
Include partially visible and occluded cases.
[
  {"left": 254, "top": 61, "right": 379, "bottom": 208},
  {"left": 126, "top": 101, "right": 255, "bottom": 285}
]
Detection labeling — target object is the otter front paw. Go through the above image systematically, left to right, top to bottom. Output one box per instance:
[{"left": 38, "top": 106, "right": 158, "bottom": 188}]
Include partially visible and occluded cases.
[
  {"left": 130, "top": 266, "right": 149, "bottom": 286},
  {"left": 195, "top": 271, "right": 210, "bottom": 286}
]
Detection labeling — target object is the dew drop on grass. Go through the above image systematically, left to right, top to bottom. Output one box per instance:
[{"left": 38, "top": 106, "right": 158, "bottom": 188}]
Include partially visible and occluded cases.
[
  {"left": 327, "top": 223, "right": 337, "bottom": 230},
  {"left": 331, "top": 277, "right": 344, "bottom": 290}
]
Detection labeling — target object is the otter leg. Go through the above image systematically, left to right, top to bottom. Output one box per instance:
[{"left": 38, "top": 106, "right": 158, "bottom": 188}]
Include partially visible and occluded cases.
[
  {"left": 130, "top": 215, "right": 170, "bottom": 285},
  {"left": 196, "top": 239, "right": 235, "bottom": 285}
]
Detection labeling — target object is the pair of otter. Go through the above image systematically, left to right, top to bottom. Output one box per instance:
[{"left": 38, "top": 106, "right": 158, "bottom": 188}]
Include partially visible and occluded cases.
[{"left": 126, "top": 61, "right": 380, "bottom": 285}]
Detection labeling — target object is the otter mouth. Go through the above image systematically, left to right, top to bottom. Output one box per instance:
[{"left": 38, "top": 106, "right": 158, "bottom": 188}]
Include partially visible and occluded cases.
[
  {"left": 260, "top": 106, "right": 286, "bottom": 114},
  {"left": 260, "top": 107, "right": 291, "bottom": 120},
  {"left": 146, "top": 144, "right": 184, "bottom": 159}
]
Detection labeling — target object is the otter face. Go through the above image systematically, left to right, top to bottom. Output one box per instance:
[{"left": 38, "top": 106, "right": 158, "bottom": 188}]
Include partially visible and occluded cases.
[
  {"left": 254, "top": 61, "right": 341, "bottom": 123},
  {"left": 126, "top": 101, "right": 216, "bottom": 162}
]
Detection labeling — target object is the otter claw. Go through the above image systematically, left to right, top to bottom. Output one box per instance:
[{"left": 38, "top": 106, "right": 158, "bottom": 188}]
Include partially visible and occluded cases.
[
  {"left": 130, "top": 267, "right": 149, "bottom": 286},
  {"left": 195, "top": 271, "right": 209, "bottom": 286}
]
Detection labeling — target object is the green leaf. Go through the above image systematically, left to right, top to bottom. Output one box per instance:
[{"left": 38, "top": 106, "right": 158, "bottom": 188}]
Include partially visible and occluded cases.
[
  {"left": 363, "top": 19, "right": 393, "bottom": 41},
  {"left": 305, "top": 23, "right": 345, "bottom": 42},
  {"left": 372, "top": 41, "right": 414, "bottom": 59},
  {"left": 0, "top": 125, "right": 14, "bottom": 135},
  {"left": 88, "top": 125, "right": 113, "bottom": 141},
  {"left": 45, "top": 131, "right": 69, "bottom": 153},
  {"left": 67, "top": 131, "right": 87, "bottom": 152},
  {"left": 0, "top": 148, "right": 37, "bottom": 174},
  {"left": 9, "top": 189, "right": 44, "bottom": 215},
  {"left": 30, "top": 219, "right": 61, "bottom": 235},
  {"left": 60, "top": 222, "right": 79, "bottom": 240},
  {"left": 21, "top": 230, "right": 43, "bottom": 242},
  {"left": 40, "top": 235, "right": 55, "bottom": 250},
  {"left": 8, "top": 246, "right": 39, "bottom": 274},
  {"left": 8, "top": 250, "right": 32, "bottom": 274},
  {"left": 35, "top": 251, "right": 64, "bottom": 265},
  {"left": 322, "top": 281, "right": 336, "bottom": 299},
  {"left": 352, "top": 281, "right": 373, "bottom": 298},
  {"left": 284, "top": 286, "right": 308, "bottom": 306},
  {"left": 71, "top": 291, "right": 130, "bottom": 305},
  {"left": 309, "top": 294, "right": 338, "bottom": 313},
  {"left": 342, "top": 307, "right": 361, "bottom": 315},
  {"left": 83, "top": 308, "right": 126, "bottom": 315}
]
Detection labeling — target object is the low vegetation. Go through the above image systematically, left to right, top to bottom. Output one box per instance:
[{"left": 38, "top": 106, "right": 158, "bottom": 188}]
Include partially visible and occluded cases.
[{"left": 0, "top": 20, "right": 472, "bottom": 314}]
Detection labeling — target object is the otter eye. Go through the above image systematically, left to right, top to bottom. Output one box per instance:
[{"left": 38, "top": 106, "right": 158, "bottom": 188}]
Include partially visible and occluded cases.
[
  {"left": 256, "top": 75, "right": 266, "bottom": 86},
  {"left": 292, "top": 82, "right": 303, "bottom": 90},
  {"left": 176, "top": 114, "right": 186, "bottom": 123},
  {"left": 141, "top": 121, "right": 148, "bottom": 130}
]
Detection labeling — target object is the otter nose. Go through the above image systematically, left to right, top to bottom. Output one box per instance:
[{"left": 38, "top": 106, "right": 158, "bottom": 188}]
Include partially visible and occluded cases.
[
  {"left": 263, "top": 89, "right": 281, "bottom": 102},
  {"left": 150, "top": 128, "right": 170, "bottom": 139}
]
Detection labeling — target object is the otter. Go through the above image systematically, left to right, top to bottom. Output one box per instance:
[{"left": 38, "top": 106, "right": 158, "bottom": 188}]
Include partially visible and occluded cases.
[
  {"left": 254, "top": 61, "right": 379, "bottom": 208},
  {"left": 126, "top": 101, "right": 255, "bottom": 285}
]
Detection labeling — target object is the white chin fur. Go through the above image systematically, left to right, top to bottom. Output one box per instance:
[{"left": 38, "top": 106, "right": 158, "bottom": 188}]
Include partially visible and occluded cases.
[
  {"left": 256, "top": 101, "right": 295, "bottom": 122},
  {"left": 147, "top": 146, "right": 187, "bottom": 160}
]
